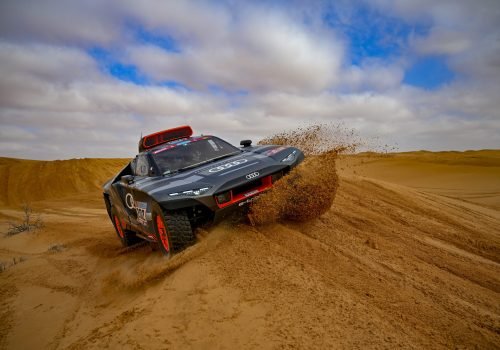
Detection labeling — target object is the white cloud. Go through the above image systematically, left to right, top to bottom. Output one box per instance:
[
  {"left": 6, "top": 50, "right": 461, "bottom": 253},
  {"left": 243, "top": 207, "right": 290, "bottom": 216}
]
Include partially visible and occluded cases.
[
  {"left": 0, "top": 0, "right": 123, "bottom": 45},
  {"left": 121, "top": 0, "right": 231, "bottom": 44},
  {"left": 125, "top": 5, "right": 343, "bottom": 93},
  {"left": 411, "top": 27, "right": 471, "bottom": 56},
  {"left": 0, "top": 42, "right": 103, "bottom": 82},
  {"left": 0, "top": 42, "right": 223, "bottom": 116},
  {"left": 341, "top": 62, "right": 404, "bottom": 91},
  {"left": 0, "top": 125, "right": 36, "bottom": 141}
]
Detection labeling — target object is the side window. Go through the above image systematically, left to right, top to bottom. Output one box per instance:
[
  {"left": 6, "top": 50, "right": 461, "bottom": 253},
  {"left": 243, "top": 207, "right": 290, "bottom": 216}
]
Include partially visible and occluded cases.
[
  {"left": 135, "top": 155, "right": 149, "bottom": 177},
  {"left": 130, "top": 158, "right": 137, "bottom": 174}
]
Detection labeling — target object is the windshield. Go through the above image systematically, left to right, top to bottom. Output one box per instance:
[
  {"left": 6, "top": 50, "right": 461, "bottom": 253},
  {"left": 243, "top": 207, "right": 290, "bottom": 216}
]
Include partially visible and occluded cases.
[{"left": 151, "top": 136, "right": 240, "bottom": 175}]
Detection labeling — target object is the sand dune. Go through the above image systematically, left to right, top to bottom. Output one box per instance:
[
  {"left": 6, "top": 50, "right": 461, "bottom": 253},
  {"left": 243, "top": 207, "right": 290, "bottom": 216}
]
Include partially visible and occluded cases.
[
  {"left": 339, "top": 150, "right": 500, "bottom": 210},
  {"left": 0, "top": 151, "right": 499, "bottom": 349},
  {"left": 0, "top": 157, "right": 128, "bottom": 207}
]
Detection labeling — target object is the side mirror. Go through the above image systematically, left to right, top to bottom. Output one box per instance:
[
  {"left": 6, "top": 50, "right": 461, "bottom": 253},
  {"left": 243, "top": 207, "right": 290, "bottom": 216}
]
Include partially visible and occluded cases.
[
  {"left": 240, "top": 139, "right": 252, "bottom": 147},
  {"left": 121, "top": 175, "right": 134, "bottom": 185}
]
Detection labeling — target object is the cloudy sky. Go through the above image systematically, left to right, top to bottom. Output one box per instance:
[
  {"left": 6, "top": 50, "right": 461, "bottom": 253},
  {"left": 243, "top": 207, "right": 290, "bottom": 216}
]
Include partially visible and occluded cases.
[{"left": 0, "top": 0, "right": 499, "bottom": 159}]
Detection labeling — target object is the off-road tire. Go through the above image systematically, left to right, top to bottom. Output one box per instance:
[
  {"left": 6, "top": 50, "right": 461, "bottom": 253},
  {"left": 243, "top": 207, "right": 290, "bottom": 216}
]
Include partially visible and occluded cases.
[
  {"left": 152, "top": 202, "right": 195, "bottom": 256},
  {"left": 111, "top": 206, "right": 139, "bottom": 247}
]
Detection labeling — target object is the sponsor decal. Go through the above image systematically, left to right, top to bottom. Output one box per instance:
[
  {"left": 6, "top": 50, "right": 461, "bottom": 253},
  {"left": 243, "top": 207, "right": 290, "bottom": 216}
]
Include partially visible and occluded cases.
[
  {"left": 151, "top": 136, "right": 211, "bottom": 154},
  {"left": 190, "top": 136, "right": 209, "bottom": 142},
  {"left": 153, "top": 145, "right": 175, "bottom": 154},
  {"left": 264, "top": 146, "right": 287, "bottom": 156},
  {"left": 208, "top": 158, "right": 248, "bottom": 173},
  {"left": 245, "top": 171, "right": 259, "bottom": 180},
  {"left": 244, "top": 189, "right": 259, "bottom": 197},
  {"left": 124, "top": 193, "right": 149, "bottom": 226},
  {"left": 125, "top": 193, "right": 135, "bottom": 209},
  {"left": 238, "top": 197, "right": 258, "bottom": 206}
]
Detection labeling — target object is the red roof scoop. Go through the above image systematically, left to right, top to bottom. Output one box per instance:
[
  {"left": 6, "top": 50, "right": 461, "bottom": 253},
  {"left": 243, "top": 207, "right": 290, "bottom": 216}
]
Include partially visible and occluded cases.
[{"left": 139, "top": 125, "right": 193, "bottom": 152}]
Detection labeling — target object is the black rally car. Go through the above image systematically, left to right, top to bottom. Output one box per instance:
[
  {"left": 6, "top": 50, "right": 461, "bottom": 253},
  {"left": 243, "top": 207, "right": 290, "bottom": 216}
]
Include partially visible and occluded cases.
[{"left": 103, "top": 125, "right": 304, "bottom": 256}]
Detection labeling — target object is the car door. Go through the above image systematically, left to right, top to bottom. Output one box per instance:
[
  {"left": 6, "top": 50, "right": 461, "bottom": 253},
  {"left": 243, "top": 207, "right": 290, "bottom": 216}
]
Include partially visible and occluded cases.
[
  {"left": 126, "top": 154, "right": 152, "bottom": 231},
  {"left": 109, "top": 158, "right": 137, "bottom": 224}
]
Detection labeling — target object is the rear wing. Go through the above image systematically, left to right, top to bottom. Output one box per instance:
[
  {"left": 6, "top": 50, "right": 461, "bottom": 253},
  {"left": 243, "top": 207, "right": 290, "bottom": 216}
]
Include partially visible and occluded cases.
[{"left": 138, "top": 125, "right": 193, "bottom": 152}]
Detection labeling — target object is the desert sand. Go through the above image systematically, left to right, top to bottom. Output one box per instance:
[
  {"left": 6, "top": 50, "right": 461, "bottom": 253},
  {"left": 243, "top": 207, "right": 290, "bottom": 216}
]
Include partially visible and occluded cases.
[{"left": 0, "top": 151, "right": 499, "bottom": 349}]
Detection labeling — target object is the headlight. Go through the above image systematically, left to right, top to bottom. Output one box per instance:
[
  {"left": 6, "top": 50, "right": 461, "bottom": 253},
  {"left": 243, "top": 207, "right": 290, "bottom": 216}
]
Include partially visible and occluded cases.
[
  {"left": 281, "top": 150, "right": 297, "bottom": 162},
  {"left": 169, "top": 187, "right": 210, "bottom": 197},
  {"left": 215, "top": 191, "right": 232, "bottom": 204}
]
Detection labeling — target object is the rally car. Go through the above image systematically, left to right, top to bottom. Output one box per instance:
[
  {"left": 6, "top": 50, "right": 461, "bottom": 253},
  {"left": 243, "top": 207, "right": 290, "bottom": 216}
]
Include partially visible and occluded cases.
[{"left": 103, "top": 125, "right": 304, "bottom": 256}]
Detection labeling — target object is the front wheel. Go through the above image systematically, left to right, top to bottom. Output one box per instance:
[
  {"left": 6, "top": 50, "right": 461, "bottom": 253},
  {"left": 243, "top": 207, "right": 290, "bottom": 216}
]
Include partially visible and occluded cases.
[{"left": 152, "top": 203, "right": 195, "bottom": 256}]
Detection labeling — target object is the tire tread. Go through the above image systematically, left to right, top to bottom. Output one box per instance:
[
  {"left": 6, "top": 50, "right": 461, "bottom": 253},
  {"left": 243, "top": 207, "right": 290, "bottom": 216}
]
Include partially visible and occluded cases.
[{"left": 163, "top": 211, "right": 195, "bottom": 252}]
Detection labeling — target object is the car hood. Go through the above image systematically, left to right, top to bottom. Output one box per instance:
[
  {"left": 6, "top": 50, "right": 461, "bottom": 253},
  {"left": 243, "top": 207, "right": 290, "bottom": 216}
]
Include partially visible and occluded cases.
[{"left": 132, "top": 146, "right": 299, "bottom": 200}]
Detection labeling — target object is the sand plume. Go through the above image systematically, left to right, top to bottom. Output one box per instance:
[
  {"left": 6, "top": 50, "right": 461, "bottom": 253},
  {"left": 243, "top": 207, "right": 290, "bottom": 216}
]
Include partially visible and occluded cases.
[{"left": 250, "top": 124, "right": 358, "bottom": 224}]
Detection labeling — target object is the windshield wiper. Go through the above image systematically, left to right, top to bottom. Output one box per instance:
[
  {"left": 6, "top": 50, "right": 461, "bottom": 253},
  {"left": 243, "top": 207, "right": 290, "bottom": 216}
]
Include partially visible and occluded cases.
[{"left": 163, "top": 151, "right": 241, "bottom": 175}]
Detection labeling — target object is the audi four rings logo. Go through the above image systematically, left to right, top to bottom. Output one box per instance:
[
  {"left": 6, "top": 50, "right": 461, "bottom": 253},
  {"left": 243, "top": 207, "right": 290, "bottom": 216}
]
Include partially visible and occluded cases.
[
  {"left": 208, "top": 158, "right": 248, "bottom": 173},
  {"left": 246, "top": 172, "right": 259, "bottom": 180}
]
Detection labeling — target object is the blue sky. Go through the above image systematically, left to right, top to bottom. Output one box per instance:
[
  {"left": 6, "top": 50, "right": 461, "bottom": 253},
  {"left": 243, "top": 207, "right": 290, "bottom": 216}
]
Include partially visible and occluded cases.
[
  {"left": 0, "top": 0, "right": 499, "bottom": 159},
  {"left": 403, "top": 56, "right": 455, "bottom": 89}
]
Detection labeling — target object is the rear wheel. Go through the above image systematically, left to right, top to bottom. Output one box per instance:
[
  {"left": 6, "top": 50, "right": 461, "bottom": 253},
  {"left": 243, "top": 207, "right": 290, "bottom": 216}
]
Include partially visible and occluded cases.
[
  {"left": 152, "top": 202, "right": 195, "bottom": 256},
  {"left": 111, "top": 206, "right": 138, "bottom": 247}
]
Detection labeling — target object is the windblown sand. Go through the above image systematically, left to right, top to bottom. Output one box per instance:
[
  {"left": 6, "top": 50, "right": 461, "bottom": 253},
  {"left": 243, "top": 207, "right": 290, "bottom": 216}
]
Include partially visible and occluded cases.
[
  {"left": 1, "top": 150, "right": 499, "bottom": 349},
  {"left": 250, "top": 151, "right": 339, "bottom": 224}
]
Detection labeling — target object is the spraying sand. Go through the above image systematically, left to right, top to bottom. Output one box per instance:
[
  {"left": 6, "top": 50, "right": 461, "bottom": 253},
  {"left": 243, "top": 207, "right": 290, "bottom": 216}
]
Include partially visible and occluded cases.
[
  {"left": 250, "top": 124, "right": 357, "bottom": 224},
  {"left": 250, "top": 152, "right": 339, "bottom": 224}
]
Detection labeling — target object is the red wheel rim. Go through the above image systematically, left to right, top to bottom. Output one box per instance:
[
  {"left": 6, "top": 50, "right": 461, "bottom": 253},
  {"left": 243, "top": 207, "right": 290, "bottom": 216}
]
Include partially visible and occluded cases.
[
  {"left": 156, "top": 215, "right": 170, "bottom": 252},
  {"left": 114, "top": 216, "right": 124, "bottom": 238}
]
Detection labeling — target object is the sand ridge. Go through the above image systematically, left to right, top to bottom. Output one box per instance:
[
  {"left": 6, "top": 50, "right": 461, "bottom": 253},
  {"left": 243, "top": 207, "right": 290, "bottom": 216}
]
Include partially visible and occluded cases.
[
  {"left": 339, "top": 150, "right": 500, "bottom": 210},
  {"left": 0, "top": 151, "right": 499, "bottom": 349},
  {"left": 0, "top": 157, "right": 129, "bottom": 207}
]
